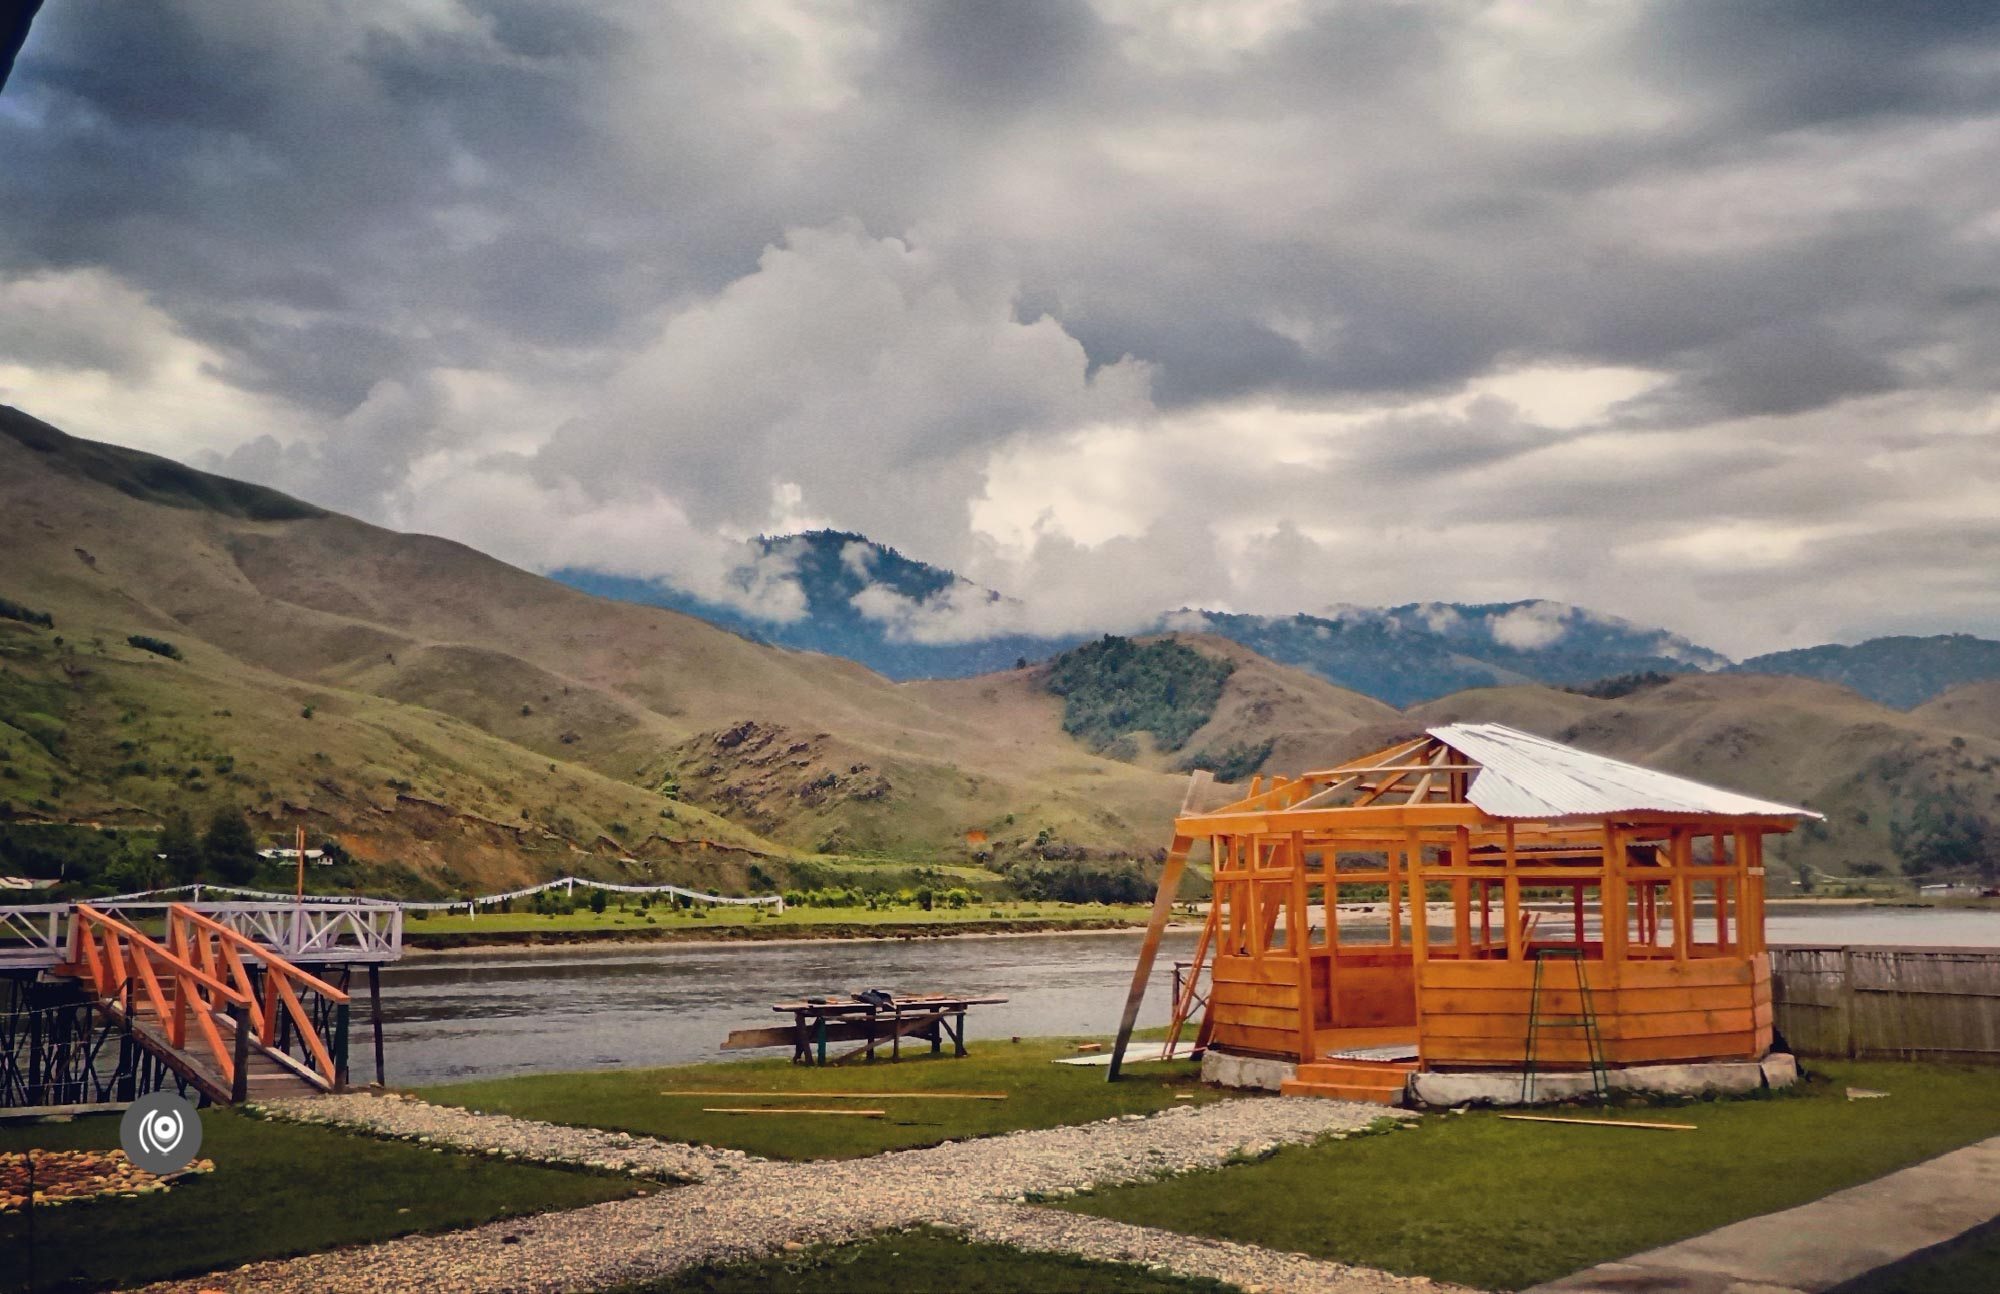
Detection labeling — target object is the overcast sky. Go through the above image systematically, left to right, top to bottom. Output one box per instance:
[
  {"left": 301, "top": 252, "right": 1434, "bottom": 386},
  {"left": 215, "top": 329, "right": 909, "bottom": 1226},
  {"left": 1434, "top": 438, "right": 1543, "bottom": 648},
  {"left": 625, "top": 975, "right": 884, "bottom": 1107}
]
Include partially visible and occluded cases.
[{"left": 4, "top": 1, "right": 1999, "bottom": 657}]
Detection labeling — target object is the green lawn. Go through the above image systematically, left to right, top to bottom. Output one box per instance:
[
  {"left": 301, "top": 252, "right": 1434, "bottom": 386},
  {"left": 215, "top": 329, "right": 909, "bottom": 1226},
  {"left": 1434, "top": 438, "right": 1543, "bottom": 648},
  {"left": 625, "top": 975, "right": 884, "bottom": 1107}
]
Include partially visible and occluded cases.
[
  {"left": 404, "top": 901, "right": 1157, "bottom": 939},
  {"left": 420, "top": 1037, "right": 1226, "bottom": 1160},
  {"left": 1061, "top": 1061, "right": 2000, "bottom": 1291},
  {"left": 0, "top": 1107, "right": 641, "bottom": 1292},
  {"left": 614, "top": 1229, "right": 1236, "bottom": 1293}
]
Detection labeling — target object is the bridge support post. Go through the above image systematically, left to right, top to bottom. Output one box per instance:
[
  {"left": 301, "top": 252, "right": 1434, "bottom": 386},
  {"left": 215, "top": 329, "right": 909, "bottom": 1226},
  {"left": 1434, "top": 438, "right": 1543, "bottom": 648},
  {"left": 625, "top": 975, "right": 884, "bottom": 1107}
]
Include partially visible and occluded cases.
[
  {"left": 368, "top": 964, "right": 385, "bottom": 1086},
  {"left": 334, "top": 1001, "right": 350, "bottom": 1091},
  {"left": 229, "top": 1005, "right": 250, "bottom": 1104}
]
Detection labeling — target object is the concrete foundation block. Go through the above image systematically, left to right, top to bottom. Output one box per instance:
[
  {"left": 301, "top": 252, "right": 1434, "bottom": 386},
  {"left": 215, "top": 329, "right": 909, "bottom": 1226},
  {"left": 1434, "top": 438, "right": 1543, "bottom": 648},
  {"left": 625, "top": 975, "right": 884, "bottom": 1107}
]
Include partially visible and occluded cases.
[
  {"left": 1200, "top": 1049, "right": 1297, "bottom": 1092},
  {"left": 1760, "top": 1052, "right": 1799, "bottom": 1089},
  {"left": 1410, "top": 1057, "right": 1791, "bottom": 1108},
  {"left": 1610, "top": 1062, "right": 1764, "bottom": 1098},
  {"left": 1411, "top": 1069, "right": 1600, "bottom": 1107}
]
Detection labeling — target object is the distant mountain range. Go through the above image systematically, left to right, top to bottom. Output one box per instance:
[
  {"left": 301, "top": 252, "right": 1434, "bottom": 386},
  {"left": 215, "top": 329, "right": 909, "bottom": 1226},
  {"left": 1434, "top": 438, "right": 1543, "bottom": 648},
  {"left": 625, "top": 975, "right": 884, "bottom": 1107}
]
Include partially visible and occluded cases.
[
  {"left": 555, "top": 532, "right": 1085, "bottom": 682},
  {"left": 555, "top": 534, "right": 1999, "bottom": 709},
  {"left": 1731, "top": 636, "right": 2000, "bottom": 710}
]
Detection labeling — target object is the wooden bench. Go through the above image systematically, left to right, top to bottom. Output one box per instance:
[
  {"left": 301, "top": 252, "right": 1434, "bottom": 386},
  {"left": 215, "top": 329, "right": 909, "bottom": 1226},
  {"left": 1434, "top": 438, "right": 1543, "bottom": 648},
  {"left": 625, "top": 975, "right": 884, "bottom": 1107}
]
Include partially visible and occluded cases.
[{"left": 723, "top": 993, "right": 1008, "bottom": 1065}]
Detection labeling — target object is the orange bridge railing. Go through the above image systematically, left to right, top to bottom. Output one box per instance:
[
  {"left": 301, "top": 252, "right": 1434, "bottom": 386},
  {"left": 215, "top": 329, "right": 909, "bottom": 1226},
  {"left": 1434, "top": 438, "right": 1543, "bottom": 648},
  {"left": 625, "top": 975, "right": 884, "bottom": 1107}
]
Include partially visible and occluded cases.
[
  {"left": 165, "top": 902, "right": 351, "bottom": 1091},
  {"left": 67, "top": 903, "right": 255, "bottom": 1100}
]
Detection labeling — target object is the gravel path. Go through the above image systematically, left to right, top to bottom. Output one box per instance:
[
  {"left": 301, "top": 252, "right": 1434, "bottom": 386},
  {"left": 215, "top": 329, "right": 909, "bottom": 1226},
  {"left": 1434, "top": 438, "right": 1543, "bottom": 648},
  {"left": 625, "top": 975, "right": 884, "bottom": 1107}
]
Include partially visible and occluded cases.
[
  {"left": 250, "top": 1092, "right": 751, "bottom": 1184},
  {"left": 140, "top": 1094, "right": 1459, "bottom": 1294},
  {"left": 960, "top": 1206, "right": 1456, "bottom": 1294}
]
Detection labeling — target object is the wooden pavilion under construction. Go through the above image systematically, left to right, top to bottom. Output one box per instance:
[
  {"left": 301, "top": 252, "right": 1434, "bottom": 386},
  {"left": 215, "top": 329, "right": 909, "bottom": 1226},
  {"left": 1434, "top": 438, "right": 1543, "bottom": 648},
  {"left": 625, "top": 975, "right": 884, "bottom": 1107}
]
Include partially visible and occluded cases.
[{"left": 1110, "top": 723, "right": 1818, "bottom": 1102}]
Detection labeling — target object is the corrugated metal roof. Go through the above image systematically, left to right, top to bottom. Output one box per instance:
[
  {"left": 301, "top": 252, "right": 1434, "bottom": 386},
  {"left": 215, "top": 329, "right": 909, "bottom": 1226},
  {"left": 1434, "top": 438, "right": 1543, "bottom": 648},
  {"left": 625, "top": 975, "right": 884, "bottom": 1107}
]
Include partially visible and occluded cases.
[{"left": 1428, "top": 722, "right": 1821, "bottom": 820}]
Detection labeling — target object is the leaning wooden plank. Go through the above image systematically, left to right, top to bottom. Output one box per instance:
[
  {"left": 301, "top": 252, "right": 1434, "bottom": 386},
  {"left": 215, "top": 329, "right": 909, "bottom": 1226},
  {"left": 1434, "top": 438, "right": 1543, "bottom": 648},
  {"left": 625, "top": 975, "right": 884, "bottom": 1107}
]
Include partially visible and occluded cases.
[
  {"left": 1109, "top": 773, "right": 1211, "bottom": 1082},
  {"left": 827, "top": 1011, "right": 950, "bottom": 1065},
  {"left": 723, "top": 1020, "right": 886, "bottom": 1050},
  {"left": 721, "top": 1026, "right": 799, "bottom": 1050},
  {"left": 665, "top": 1090, "right": 1007, "bottom": 1100},
  {"left": 701, "top": 1107, "right": 886, "bottom": 1117},
  {"left": 1497, "top": 1115, "right": 1696, "bottom": 1131}
]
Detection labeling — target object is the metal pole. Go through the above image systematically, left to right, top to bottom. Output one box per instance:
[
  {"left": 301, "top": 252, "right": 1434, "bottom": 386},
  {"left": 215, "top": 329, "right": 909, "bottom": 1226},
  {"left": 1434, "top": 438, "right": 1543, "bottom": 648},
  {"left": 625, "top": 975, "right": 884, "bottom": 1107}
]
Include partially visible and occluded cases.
[
  {"left": 368, "top": 964, "right": 385, "bottom": 1086},
  {"left": 333, "top": 1001, "right": 350, "bottom": 1090}
]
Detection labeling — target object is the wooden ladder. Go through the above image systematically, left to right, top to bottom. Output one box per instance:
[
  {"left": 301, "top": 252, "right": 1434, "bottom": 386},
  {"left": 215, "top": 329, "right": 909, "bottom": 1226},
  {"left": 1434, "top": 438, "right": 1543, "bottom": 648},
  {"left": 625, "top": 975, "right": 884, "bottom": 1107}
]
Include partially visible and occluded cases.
[{"left": 1522, "top": 948, "right": 1609, "bottom": 1103}]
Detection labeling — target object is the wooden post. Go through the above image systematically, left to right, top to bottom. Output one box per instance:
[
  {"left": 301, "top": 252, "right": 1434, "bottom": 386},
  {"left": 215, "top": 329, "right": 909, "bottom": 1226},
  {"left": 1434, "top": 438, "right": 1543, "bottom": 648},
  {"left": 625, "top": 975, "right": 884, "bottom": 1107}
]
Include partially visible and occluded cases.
[
  {"left": 1108, "top": 773, "right": 1211, "bottom": 1082},
  {"left": 1504, "top": 823, "right": 1522, "bottom": 962},
  {"left": 1604, "top": 823, "right": 1627, "bottom": 964},
  {"left": 1452, "top": 826, "right": 1472, "bottom": 959},
  {"left": 1406, "top": 828, "right": 1428, "bottom": 1062},
  {"left": 1671, "top": 828, "right": 1693, "bottom": 963},
  {"left": 1288, "top": 831, "right": 1313, "bottom": 1064},
  {"left": 1716, "top": 831, "right": 1735, "bottom": 951},
  {"left": 1745, "top": 832, "right": 1766, "bottom": 956},
  {"left": 1247, "top": 835, "right": 1266, "bottom": 970},
  {"left": 1387, "top": 841, "right": 1403, "bottom": 950},
  {"left": 1838, "top": 945, "right": 1858, "bottom": 1058}
]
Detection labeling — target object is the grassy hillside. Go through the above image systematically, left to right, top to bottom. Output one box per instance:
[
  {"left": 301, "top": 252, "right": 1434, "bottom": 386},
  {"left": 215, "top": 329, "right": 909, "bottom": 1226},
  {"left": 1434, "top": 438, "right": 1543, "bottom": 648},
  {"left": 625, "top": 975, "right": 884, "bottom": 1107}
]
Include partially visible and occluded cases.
[
  {"left": 0, "top": 406, "right": 1193, "bottom": 888},
  {"left": 1257, "top": 673, "right": 2000, "bottom": 885}
]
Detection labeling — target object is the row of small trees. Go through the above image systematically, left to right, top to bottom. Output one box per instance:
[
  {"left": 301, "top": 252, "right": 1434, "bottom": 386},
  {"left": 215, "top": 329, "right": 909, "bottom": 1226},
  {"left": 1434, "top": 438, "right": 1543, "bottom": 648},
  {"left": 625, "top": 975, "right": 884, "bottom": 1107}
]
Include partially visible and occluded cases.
[
  {"left": 1890, "top": 784, "right": 1998, "bottom": 881},
  {"left": 150, "top": 806, "right": 262, "bottom": 885}
]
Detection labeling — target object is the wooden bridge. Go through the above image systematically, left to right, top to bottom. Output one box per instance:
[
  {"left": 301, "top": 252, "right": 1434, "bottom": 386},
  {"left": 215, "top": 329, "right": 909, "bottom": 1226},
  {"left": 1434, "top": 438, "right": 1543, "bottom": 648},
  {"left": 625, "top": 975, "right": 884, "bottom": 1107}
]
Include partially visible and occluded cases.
[{"left": 1, "top": 898, "right": 402, "bottom": 1109}]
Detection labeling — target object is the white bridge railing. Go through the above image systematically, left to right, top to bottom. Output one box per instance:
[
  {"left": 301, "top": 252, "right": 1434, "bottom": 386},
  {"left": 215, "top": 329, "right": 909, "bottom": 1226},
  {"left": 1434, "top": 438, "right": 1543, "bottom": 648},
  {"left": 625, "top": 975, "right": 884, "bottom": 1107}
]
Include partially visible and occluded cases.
[
  {"left": 1, "top": 870, "right": 788, "bottom": 968},
  {"left": 0, "top": 897, "right": 403, "bottom": 968},
  {"left": 0, "top": 905, "right": 67, "bottom": 969}
]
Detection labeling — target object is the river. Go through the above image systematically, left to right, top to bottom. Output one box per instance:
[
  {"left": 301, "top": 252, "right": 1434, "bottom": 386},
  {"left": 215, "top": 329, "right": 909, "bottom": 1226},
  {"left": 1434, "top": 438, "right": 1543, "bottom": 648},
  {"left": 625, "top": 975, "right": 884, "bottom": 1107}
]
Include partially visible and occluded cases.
[{"left": 368, "top": 907, "right": 2000, "bottom": 1086}]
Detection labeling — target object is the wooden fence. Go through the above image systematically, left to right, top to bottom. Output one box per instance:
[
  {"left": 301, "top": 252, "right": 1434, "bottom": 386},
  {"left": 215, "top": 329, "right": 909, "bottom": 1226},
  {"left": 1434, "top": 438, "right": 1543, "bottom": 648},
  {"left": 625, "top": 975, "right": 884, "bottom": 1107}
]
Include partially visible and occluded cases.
[{"left": 1771, "top": 945, "right": 2000, "bottom": 1063}]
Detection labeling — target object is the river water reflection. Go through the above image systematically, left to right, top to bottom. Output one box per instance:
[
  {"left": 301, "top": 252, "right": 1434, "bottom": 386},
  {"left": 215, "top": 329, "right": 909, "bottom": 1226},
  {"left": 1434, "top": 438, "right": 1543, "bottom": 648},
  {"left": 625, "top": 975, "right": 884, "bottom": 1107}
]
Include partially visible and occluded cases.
[{"left": 372, "top": 907, "right": 1999, "bottom": 1086}]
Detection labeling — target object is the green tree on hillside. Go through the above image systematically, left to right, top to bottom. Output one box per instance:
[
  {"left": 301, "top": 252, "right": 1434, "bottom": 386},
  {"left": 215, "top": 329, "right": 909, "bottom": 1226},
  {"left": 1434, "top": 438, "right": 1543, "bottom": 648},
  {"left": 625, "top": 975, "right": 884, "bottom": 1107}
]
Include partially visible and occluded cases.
[
  {"left": 1044, "top": 635, "right": 1235, "bottom": 753},
  {"left": 1891, "top": 784, "right": 1998, "bottom": 880},
  {"left": 202, "top": 806, "right": 260, "bottom": 884},
  {"left": 158, "top": 810, "right": 203, "bottom": 884}
]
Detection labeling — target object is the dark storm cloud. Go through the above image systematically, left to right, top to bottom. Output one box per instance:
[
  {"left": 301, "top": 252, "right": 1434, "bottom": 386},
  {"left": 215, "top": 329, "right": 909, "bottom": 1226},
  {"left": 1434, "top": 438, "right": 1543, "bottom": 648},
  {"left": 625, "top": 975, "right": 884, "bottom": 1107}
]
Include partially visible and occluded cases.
[
  {"left": 3, "top": 0, "right": 1999, "bottom": 654},
  {"left": 887, "top": 0, "right": 1108, "bottom": 113},
  {"left": 1633, "top": 2, "right": 2000, "bottom": 133}
]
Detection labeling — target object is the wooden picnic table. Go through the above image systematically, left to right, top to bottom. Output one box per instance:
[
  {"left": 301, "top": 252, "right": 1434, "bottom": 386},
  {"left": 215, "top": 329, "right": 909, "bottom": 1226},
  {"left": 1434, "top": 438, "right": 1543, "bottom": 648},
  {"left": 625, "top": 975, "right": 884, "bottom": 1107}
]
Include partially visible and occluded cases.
[{"left": 723, "top": 993, "right": 1008, "bottom": 1065}]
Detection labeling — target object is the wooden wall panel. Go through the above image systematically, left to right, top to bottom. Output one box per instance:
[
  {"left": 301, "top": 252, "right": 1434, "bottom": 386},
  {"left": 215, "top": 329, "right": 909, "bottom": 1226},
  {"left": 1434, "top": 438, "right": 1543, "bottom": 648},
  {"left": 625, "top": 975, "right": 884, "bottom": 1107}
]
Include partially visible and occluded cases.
[
  {"left": 1211, "top": 955, "right": 1301, "bottom": 986},
  {"left": 1413, "top": 956, "right": 1767, "bottom": 1067},
  {"left": 1210, "top": 1020, "right": 1302, "bottom": 1057}
]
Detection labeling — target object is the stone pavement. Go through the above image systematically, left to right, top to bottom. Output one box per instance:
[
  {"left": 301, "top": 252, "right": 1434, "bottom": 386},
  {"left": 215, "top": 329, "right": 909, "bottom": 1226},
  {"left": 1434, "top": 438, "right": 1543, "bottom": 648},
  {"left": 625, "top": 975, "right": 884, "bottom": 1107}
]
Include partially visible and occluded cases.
[{"left": 1530, "top": 1133, "right": 2000, "bottom": 1294}]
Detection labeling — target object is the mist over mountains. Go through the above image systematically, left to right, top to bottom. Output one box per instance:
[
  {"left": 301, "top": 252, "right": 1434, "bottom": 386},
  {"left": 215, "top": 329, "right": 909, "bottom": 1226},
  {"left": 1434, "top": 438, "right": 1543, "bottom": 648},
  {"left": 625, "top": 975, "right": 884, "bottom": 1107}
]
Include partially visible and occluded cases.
[{"left": 555, "top": 534, "right": 1996, "bottom": 709}]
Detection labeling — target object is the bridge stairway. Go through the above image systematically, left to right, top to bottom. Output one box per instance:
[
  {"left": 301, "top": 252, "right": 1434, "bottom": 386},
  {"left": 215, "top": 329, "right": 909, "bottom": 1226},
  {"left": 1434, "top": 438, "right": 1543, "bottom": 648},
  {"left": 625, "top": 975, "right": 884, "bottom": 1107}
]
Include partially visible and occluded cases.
[
  {"left": 57, "top": 902, "right": 350, "bottom": 1105},
  {"left": 107, "top": 994, "right": 324, "bottom": 1102},
  {"left": 1280, "top": 1057, "right": 1417, "bottom": 1106}
]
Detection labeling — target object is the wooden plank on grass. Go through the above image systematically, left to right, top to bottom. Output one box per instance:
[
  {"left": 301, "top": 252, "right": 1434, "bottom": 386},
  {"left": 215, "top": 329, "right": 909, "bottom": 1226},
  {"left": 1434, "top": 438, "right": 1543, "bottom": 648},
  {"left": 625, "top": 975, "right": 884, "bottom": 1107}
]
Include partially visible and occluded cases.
[
  {"left": 666, "top": 1090, "right": 1007, "bottom": 1100},
  {"left": 701, "top": 1107, "right": 886, "bottom": 1117},
  {"left": 1498, "top": 1115, "right": 1695, "bottom": 1131}
]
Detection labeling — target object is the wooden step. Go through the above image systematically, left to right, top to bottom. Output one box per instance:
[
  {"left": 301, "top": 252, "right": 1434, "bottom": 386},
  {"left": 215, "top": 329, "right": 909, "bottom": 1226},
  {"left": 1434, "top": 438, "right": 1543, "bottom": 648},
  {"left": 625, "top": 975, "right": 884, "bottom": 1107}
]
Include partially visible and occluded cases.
[
  {"left": 1296, "top": 1059, "right": 1417, "bottom": 1085},
  {"left": 1280, "top": 1077, "right": 1406, "bottom": 1105}
]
